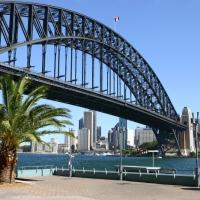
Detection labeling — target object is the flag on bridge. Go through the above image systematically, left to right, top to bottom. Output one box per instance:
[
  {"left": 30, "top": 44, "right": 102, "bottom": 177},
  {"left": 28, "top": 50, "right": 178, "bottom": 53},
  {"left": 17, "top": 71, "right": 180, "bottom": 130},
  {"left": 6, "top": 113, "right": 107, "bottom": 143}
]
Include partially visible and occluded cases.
[{"left": 114, "top": 16, "right": 120, "bottom": 22}]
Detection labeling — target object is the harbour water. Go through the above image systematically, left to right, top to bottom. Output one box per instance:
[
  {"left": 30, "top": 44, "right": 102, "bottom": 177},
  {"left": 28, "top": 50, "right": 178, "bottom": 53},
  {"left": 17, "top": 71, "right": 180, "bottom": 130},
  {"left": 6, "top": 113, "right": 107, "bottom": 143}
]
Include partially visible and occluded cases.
[{"left": 17, "top": 153, "right": 199, "bottom": 175}]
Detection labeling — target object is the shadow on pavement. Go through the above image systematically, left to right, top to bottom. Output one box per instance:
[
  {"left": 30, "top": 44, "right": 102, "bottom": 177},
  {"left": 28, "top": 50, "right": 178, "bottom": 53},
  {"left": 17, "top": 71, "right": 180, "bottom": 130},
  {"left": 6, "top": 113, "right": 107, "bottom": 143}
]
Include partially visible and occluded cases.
[
  {"left": 16, "top": 178, "right": 43, "bottom": 182},
  {"left": 181, "top": 187, "right": 200, "bottom": 191}
]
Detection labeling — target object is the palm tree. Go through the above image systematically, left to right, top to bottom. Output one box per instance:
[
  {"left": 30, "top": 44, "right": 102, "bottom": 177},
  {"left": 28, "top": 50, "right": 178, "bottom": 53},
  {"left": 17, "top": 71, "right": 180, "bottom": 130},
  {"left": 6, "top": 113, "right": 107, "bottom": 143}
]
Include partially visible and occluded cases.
[{"left": 0, "top": 75, "right": 73, "bottom": 183}]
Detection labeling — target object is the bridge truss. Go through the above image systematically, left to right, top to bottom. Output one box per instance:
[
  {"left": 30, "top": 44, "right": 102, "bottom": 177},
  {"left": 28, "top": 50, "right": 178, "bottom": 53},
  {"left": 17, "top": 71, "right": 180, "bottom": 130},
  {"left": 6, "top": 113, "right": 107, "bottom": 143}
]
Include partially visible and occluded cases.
[{"left": 0, "top": 1, "right": 186, "bottom": 154}]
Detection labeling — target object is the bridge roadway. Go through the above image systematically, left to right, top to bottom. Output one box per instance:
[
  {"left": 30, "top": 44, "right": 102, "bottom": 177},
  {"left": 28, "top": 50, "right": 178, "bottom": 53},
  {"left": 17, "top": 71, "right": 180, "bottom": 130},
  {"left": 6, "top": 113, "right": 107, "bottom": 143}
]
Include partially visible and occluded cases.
[{"left": 0, "top": 63, "right": 186, "bottom": 132}]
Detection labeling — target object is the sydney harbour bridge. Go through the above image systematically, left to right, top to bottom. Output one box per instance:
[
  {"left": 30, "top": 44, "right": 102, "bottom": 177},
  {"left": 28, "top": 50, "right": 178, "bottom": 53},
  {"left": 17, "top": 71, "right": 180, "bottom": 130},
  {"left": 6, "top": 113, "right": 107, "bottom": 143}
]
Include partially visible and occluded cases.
[{"left": 0, "top": 1, "right": 186, "bottom": 154}]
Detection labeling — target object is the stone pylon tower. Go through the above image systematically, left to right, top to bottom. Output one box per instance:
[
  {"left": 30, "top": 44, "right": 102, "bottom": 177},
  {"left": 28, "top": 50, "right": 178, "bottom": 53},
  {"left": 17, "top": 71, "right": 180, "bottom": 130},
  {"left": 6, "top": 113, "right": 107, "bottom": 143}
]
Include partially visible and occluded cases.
[{"left": 180, "top": 107, "right": 195, "bottom": 156}]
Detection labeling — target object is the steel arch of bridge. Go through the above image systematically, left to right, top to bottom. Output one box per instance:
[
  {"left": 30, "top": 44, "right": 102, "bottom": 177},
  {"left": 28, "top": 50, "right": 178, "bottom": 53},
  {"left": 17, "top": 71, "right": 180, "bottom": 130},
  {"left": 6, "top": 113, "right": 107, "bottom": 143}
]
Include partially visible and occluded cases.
[{"left": 0, "top": 2, "right": 186, "bottom": 140}]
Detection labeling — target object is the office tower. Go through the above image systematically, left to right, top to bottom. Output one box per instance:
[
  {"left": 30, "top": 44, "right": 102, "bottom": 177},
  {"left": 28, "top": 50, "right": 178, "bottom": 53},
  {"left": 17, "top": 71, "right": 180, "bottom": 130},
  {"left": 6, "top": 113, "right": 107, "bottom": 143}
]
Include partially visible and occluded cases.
[
  {"left": 180, "top": 107, "right": 195, "bottom": 155},
  {"left": 84, "top": 111, "right": 93, "bottom": 149},
  {"left": 92, "top": 111, "right": 97, "bottom": 145},
  {"left": 79, "top": 118, "right": 84, "bottom": 130},
  {"left": 119, "top": 118, "right": 127, "bottom": 150},
  {"left": 108, "top": 123, "right": 120, "bottom": 151},
  {"left": 97, "top": 126, "right": 101, "bottom": 140},
  {"left": 134, "top": 127, "right": 157, "bottom": 147},
  {"left": 78, "top": 128, "right": 90, "bottom": 151},
  {"left": 127, "top": 128, "right": 135, "bottom": 148},
  {"left": 65, "top": 131, "right": 78, "bottom": 152},
  {"left": 64, "top": 134, "right": 71, "bottom": 152},
  {"left": 49, "top": 138, "right": 58, "bottom": 153}
]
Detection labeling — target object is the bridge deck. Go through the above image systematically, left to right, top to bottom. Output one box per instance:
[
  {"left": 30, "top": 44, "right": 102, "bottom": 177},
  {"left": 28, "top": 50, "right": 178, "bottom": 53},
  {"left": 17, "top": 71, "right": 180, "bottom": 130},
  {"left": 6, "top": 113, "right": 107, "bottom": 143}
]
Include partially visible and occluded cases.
[{"left": 0, "top": 63, "right": 186, "bottom": 131}]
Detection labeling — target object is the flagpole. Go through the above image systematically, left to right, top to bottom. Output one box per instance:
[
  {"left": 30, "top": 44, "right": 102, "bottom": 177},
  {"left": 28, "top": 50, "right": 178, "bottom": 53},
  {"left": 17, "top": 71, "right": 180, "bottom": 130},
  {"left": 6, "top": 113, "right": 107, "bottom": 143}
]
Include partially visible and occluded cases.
[{"left": 114, "top": 17, "right": 119, "bottom": 33}]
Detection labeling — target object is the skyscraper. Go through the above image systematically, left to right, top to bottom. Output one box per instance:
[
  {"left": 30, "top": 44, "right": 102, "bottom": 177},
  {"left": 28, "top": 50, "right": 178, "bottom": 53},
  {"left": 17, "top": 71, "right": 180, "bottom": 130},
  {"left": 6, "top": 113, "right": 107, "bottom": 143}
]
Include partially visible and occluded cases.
[
  {"left": 180, "top": 107, "right": 195, "bottom": 155},
  {"left": 84, "top": 111, "right": 94, "bottom": 149},
  {"left": 92, "top": 111, "right": 97, "bottom": 145},
  {"left": 79, "top": 118, "right": 84, "bottom": 130},
  {"left": 119, "top": 118, "right": 127, "bottom": 150},
  {"left": 97, "top": 126, "right": 101, "bottom": 140},
  {"left": 78, "top": 128, "right": 90, "bottom": 151},
  {"left": 127, "top": 128, "right": 135, "bottom": 148},
  {"left": 65, "top": 131, "right": 78, "bottom": 152}
]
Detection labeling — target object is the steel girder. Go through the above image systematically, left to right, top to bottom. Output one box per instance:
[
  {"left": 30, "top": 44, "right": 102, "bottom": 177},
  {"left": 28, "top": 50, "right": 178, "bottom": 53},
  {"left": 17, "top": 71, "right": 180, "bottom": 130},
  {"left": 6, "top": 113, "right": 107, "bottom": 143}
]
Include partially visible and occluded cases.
[
  {"left": 0, "top": 1, "right": 183, "bottom": 129},
  {"left": 0, "top": 1, "right": 178, "bottom": 119}
]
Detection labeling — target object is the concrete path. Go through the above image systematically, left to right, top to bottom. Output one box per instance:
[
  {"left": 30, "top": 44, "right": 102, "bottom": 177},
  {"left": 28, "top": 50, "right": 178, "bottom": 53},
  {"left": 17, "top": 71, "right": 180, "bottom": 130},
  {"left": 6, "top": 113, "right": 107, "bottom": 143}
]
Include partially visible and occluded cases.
[{"left": 0, "top": 176, "right": 200, "bottom": 200}]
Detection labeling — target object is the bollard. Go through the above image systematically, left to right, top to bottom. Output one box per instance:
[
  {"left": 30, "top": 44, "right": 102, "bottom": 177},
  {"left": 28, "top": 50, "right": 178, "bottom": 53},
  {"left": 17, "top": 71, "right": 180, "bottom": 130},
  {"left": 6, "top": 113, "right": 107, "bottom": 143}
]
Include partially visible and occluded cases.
[
  {"left": 139, "top": 170, "right": 141, "bottom": 177},
  {"left": 173, "top": 171, "right": 176, "bottom": 179}
]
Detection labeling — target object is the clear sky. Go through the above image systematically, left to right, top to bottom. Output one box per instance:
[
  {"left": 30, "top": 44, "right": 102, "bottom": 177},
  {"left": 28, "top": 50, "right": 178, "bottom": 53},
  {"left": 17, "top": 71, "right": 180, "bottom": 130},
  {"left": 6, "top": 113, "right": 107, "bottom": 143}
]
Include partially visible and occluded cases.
[{"left": 7, "top": 0, "right": 200, "bottom": 143}]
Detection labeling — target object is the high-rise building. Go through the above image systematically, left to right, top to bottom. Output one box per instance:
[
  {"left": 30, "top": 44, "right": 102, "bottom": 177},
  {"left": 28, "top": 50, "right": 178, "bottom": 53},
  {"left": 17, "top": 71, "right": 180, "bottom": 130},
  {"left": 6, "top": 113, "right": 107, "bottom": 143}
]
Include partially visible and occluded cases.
[
  {"left": 180, "top": 107, "right": 195, "bottom": 155},
  {"left": 84, "top": 110, "right": 97, "bottom": 149},
  {"left": 92, "top": 111, "right": 97, "bottom": 145},
  {"left": 79, "top": 118, "right": 84, "bottom": 130},
  {"left": 119, "top": 118, "right": 127, "bottom": 150},
  {"left": 97, "top": 126, "right": 101, "bottom": 140},
  {"left": 108, "top": 127, "right": 119, "bottom": 152},
  {"left": 134, "top": 127, "right": 157, "bottom": 147},
  {"left": 78, "top": 128, "right": 90, "bottom": 151},
  {"left": 127, "top": 128, "right": 135, "bottom": 148},
  {"left": 65, "top": 131, "right": 78, "bottom": 152},
  {"left": 64, "top": 134, "right": 71, "bottom": 152},
  {"left": 49, "top": 138, "right": 59, "bottom": 153}
]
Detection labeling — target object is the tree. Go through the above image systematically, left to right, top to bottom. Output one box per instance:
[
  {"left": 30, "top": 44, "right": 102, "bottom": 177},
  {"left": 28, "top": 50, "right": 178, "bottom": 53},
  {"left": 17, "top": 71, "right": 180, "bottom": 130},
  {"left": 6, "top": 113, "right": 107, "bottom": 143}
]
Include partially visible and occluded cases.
[
  {"left": 0, "top": 75, "right": 73, "bottom": 183},
  {"left": 139, "top": 141, "right": 159, "bottom": 151}
]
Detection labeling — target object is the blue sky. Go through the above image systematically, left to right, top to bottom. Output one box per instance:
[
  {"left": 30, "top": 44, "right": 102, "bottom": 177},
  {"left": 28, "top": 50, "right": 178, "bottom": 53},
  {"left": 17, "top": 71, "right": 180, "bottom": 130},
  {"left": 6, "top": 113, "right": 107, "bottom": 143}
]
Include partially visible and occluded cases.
[{"left": 9, "top": 0, "right": 200, "bottom": 142}]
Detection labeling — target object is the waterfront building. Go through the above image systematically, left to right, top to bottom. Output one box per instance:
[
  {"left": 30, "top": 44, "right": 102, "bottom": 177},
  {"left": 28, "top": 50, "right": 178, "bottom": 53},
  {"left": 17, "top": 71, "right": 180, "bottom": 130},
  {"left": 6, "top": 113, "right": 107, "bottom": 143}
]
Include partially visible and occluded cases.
[
  {"left": 180, "top": 107, "right": 195, "bottom": 155},
  {"left": 84, "top": 110, "right": 97, "bottom": 149},
  {"left": 92, "top": 111, "right": 97, "bottom": 145},
  {"left": 79, "top": 118, "right": 84, "bottom": 130},
  {"left": 119, "top": 118, "right": 128, "bottom": 150},
  {"left": 108, "top": 123, "right": 119, "bottom": 151},
  {"left": 97, "top": 126, "right": 101, "bottom": 141},
  {"left": 134, "top": 127, "right": 157, "bottom": 147},
  {"left": 78, "top": 128, "right": 90, "bottom": 151},
  {"left": 127, "top": 128, "right": 135, "bottom": 148},
  {"left": 65, "top": 131, "right": 78, "bottom": 152},
  {"left": 70, "top": 131, "right": 78, "bottom": 152},
  {"left": 64, "top": 133, "right": 71, "bottom": 152},
  {"left": 96, "top": 137, "right": 108, "bottom": 150},
  {"left": 49, "top": 138, "right": 59, "bottom": 153},
  {"left": 31, "top": 141, "right": 35, "bottom": 152},
  {"left": 31, "top": 142, "right": 44, "bottom": 152},
  {"left": 57, "top": 144, "right": 68, "bottom": 153}
]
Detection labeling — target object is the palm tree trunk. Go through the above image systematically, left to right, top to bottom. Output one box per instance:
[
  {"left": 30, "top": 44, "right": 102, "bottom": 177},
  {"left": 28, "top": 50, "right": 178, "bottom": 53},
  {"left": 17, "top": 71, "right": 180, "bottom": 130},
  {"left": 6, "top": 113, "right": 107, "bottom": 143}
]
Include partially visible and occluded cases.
[{"left": 0, "top": 148, "right": 16, "bottom": 183}]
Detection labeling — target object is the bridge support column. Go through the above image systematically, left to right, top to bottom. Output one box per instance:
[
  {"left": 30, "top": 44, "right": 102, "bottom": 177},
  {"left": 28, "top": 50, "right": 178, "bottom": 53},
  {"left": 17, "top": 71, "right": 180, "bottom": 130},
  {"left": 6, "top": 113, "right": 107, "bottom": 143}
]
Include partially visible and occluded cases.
[
  {"left": 152, "top": 128, "right": 165, "bottom": 156},
  {"left": 172, "top": 129, "right": 182, "bottom": 156}
]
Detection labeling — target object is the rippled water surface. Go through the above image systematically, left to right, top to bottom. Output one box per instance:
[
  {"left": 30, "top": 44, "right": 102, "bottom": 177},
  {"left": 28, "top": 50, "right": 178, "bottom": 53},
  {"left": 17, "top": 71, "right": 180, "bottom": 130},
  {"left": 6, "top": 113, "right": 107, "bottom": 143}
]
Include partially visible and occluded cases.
[{"left": 17, "top": 153, "right": 199, "bottom": 174}]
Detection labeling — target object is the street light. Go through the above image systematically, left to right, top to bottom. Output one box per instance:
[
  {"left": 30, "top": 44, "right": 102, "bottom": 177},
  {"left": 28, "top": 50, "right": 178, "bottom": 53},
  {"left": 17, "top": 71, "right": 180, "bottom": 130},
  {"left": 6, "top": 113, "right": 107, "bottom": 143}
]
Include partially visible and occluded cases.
[
  {"left": 192, "top": 112, "right": 200, "bottom": 187},
  {"left": 118, "top": 126, "right": 126, "bottom": 181},
  {"left": 67, "top": 128, "right": 75, "bottom": 178}
]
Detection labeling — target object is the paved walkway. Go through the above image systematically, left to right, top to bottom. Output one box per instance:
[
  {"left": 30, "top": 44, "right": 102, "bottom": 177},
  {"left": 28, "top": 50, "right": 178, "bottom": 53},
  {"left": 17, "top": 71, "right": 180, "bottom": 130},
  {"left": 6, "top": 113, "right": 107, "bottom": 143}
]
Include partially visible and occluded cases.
[{"left": 0, "top": 176, "right": 200, "bottom": 200}]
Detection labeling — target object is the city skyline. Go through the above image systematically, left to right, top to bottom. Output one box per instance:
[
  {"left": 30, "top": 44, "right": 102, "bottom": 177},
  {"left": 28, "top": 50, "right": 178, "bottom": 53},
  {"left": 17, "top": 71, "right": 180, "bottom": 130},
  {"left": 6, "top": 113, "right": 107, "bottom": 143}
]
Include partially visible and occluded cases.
[{"left": 7, "top": 0, "right": 199, "bottom": 143}]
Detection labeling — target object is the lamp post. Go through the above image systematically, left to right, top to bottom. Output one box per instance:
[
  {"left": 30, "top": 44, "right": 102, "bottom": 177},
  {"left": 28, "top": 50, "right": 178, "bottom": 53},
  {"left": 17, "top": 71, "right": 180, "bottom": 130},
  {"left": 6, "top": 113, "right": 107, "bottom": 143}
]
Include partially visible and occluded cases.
[
  {"left": 192, "top": 112, "right": 200, "bottom": 187},
  {"left": 118, "top": 127, "right": 126, "bottom": 181},
  {"left": 67, "top": 128, "right": 74, "bottom": 178}
]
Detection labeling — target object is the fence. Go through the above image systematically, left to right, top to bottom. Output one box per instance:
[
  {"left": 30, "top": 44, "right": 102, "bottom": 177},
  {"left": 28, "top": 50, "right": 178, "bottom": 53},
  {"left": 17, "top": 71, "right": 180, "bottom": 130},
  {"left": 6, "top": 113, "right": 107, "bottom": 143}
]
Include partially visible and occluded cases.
[{"left": 16, "top": 166, "right": 196, "bottom": 187}]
